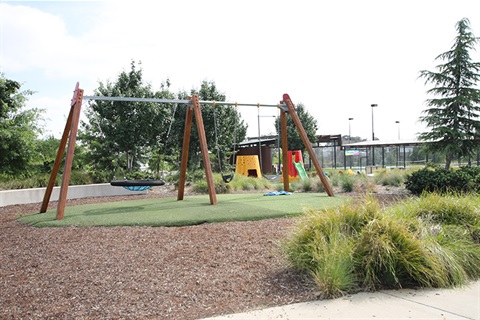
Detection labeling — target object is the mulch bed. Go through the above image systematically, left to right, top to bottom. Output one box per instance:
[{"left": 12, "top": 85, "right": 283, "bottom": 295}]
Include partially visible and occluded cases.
[{"left": 0, "top": 186, "right": 408, "bottom": 319}]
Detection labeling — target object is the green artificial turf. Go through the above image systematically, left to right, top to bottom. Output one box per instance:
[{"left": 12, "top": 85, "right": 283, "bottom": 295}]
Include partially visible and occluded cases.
[{"left": 18, "top": 193, "right": 346, "bottom": 227}]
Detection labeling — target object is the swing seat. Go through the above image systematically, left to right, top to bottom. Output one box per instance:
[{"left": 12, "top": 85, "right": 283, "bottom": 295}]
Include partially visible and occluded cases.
[
  {"left": 222, "top": 173, "right": 234, "bottom": 183},
  {"left": 110, "top": 179, "right": 165, "bottom": 191}
]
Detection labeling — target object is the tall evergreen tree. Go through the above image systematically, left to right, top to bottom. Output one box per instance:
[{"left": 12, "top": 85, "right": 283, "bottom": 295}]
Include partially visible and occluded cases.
[{"left": 418, "top": 18, "right": 480, "bottom": 169}]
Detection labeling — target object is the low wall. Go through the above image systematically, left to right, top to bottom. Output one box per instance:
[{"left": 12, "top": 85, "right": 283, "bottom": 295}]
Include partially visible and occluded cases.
[{"left": 0, "top": 184, "right": 147, "bottom": 207}]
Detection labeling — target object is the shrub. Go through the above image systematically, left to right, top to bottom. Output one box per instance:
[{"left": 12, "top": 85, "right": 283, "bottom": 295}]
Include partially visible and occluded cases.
[
  {"left": 405, "top": 167, "right": 477, "bottom": 195},
  {"left": 375, "top": 169, "right": 405, "bottom": 187},
  {"left": 0, "top": 170, "right": 93, "bottom": 189},
  {"left": 70, "top": 171, "right": 94, "bottom": 185},
  {"left": 326, "top": 171, "right": 342, "bottom": 187},
  {"left": 191, "top": 174, "right": 234, "bottom": 194},
  {"left": 192, "top": 174, "right": 272, "bottom": 194},
  {"left": 213, "top": 174, "right": 233, "bottom": 194},
  {"left": 230, "top": 174, "right": 264, "bottom": 191},
  {"left": 337, "top": 174, "right": 376, "bottom": 193},
  {"left": 311, "top": 175, "right": 326, "bottom": 192},
  {"left": 340, "top": 175, "right": 354, "bottom": 192},
  {"left": 354, "top": 175, "right": 378, "bottom": 193},
  {"left": 288, "top": 176, "right": 328, "bottom": 193},
  {"left": 291, "top": 178, "right": 310, "bottom": 192},
  {"left": 192, "top": 179, "right": 209, "bottom": 193},
  {"left": 282, "top": 193, "right": 480, "bottom": 298}
]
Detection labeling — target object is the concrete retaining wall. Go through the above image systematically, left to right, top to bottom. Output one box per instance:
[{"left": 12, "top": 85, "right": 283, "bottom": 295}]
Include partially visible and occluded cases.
[{"left": 0, "top": 184, "right": 147, "bottom": 207}]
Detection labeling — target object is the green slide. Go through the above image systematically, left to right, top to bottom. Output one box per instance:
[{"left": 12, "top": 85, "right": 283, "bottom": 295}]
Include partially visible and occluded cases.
[{"left": 293, "top": 161, "right": 308, "bottom": 180}]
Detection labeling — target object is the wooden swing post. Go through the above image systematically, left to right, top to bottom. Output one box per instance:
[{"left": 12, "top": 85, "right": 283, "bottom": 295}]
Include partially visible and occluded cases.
[
  {"left": 40, "top": 83, "right": 84, "bottom": 218},
  {"left": 282, "top": 94, "right": 334, "bottom": 197},
  {"left": 177, "top": 95, "right": 217, "bottom": 205},
  {"left": 177, "top": 104, "right": 194, "bottom": 201},
  {"left": 280, "top": 108, "right": 290, "bottom": 191}
]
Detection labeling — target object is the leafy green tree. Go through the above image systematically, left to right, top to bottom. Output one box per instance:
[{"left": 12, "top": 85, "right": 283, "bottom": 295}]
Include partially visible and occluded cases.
[
  {"left": 418, "top": 18, "right": 480, "bottom": 169},
  {"left": 80, "top": 61, "right": 171, "bottom": 177},
  {"left": 0, "top": 74, "right": 44, "bottom": 175},
  {"left": 147, "top": 80, "right": 177, "bottom": 178},
  {"left": 172, "top": 81, "right": 247, "bottom": 173},
  {"left": 275, "top": 103, "right": 318, "bottom": 152},
  {"left": 34, "top": 135, "right": 60, "bottom": 173}
]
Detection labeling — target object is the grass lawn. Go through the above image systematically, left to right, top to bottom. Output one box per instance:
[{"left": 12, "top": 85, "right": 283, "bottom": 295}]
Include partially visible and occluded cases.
[{"left": 18, "top": 193, "right": 347, "bottom": 227}]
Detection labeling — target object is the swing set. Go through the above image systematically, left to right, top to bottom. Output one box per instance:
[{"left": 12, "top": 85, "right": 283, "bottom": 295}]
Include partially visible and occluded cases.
[{"left": 40, "top": 82, "right": 334, "bottom": 220}]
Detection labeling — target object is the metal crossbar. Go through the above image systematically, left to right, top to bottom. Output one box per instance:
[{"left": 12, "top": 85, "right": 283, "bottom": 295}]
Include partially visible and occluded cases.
[{"left": 82, "top": 95, "right": 287, "bottom": 109}]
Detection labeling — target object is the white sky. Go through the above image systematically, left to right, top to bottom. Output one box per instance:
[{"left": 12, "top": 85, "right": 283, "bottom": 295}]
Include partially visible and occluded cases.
[{"left": 1, "top": 0, "right": 480, "bottom": 141}]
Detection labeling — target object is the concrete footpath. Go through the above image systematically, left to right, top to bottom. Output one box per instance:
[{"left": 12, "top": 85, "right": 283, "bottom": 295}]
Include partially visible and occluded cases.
[{"left": 201, "top": 281, "right": 480, "bottom": 320}]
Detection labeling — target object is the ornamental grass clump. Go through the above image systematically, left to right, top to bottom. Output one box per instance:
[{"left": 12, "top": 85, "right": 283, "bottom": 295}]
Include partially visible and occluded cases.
[
  {"left": 375, "top": 169, "right": 405, "bottom": 187},
  {"left": 229, "top": 174, "right": 272, "bottom": 191},
  {"left": 290, "top": 176, "right": 325, "bottom": 193},
  {"left": 282, "top": 193, "right": 480, "bottom": 298},
  {"left": 398, "top": 193, "right": 480, "bottom": 279}
]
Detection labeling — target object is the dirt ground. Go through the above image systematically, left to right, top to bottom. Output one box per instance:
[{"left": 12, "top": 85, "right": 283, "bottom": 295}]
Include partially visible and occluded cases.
[{"left": 0, "top": 185, "right": 408, "bottom": 319}]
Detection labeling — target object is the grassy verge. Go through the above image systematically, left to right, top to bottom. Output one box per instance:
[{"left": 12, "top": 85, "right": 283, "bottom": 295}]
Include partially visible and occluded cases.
[{"left": 18, "top": 193, "right": 347, "bottom": 227}]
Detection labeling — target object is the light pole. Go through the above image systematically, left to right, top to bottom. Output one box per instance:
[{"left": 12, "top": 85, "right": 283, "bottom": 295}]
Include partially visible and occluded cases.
[
  {"left": 371, "top": 104, "right": 378, "bottom": 167},
  {"left": 371, "top": 104, "right": 378, "bottom": 141},
  {"left": 348, "top": 117, "right": 354, "bottom": 143},
  {"left": 348, "top": 117, "right": 354, "bottom": 168},
  {"left": 395, "top": 120, "right": 400, "bottom": 168}
]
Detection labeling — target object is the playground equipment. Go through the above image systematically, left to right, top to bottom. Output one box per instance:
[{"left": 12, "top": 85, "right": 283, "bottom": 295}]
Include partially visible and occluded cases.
[
  {"left": 40, "top": 84, "right": 334, "bottom": 220},
  {"left": 110, "top": 102, "right": 177, "bottom": 191},
  {"left": 257, "top": 106, "right": 281, "bottom": 178},
  {"left": 279, "top": 150, "right": 308, "bottom": 181},
  {"left": 283, "top": 150, "right": 307, "bottom": 181},
  {"left": 235, "top": 155, "right": 262, "bottom": 179},
  {"left": 293, "top": 161, "right": 308, "bottom": 180},
  {"left": 110, "top": 179, "right": 165, "bottom": 191}
]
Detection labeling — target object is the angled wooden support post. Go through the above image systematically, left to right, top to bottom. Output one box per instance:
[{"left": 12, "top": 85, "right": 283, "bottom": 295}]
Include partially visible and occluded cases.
[
  {"left": 40, "top": 83, "right": 83, "bottom": 216},
  {"left": 50, "top": 83, "right": 84, "bottom": 220},
  {"left": 56, "top": 87, "right": 84, "bottom": 219},
  {"left": 40, "top": 89, "right": 77, "bottom": 213},
  {"left": 283, "top": 94, "right": 334, "bottom": 197},
  {"left": 191, "top": 95, "right": 217, "bottom": 205},
  {"left": 177, "top": 103, "right": 194, "bottom": 201},
  {"left": 280, "top": 109, "right": 290, "bottom": 191}
]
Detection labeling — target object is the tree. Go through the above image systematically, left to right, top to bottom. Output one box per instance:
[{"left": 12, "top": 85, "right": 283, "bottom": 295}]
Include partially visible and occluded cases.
[
  {"left": 418, "top": 18, "right": 480, "bottom": 169},
  {"left": 80, "top": 61, "right": 171, "bottom": 176},
  {"left": 0, "top": 74, "right": 44, "bottom": 175},
  {"left": 172, "top": 81, "right": 247, "bottom": 173},
  {"left": 274, "top": 103, "right": 318, "bottom": 152},
  {"left": 34, "top": 135, "right": 61, "bottom": 173}
]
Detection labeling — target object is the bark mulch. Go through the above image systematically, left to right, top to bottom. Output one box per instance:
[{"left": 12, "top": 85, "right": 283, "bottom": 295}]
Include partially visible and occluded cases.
[{"left": 0, "top": 186, "right": 407, "bottom": 319}]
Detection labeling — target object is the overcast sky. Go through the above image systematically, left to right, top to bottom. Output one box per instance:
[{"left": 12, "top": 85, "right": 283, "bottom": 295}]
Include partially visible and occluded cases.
[{"left": 1, "top": 0, "right": 480, "bottom": 141}]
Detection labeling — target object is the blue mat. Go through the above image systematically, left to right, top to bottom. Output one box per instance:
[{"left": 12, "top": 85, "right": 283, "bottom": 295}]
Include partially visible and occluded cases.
[{"left": 263, "top": 190, "right": 292, "bottom": 196}]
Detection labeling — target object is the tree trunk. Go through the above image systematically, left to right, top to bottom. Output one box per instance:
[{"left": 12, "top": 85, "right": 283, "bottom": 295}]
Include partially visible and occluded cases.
[
  {"left": 127, "top": 152, "right": 134, "bottom": 171},
  {"left": 445, "top": 152, "right": 453, "bottom": 169}
]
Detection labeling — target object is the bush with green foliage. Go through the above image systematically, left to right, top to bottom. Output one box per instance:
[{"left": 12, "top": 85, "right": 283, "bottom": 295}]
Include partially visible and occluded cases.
[
  {"left": 405, "top": 166, "right": 480, "bottom": 195},
  {"left": 0, "top": 170, "right": 94, "bottom": 190},
  {"left": 340, "top": 174, "right": 355, "bottom": 192},
  {"left": 282, "top": 193, "right": 480, "bottom": 298}
]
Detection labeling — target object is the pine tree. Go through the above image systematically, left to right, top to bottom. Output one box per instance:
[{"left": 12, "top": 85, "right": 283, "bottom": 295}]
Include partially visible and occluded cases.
[{"left": 419, "top": 18, "right": 480, "bottom": 169}]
